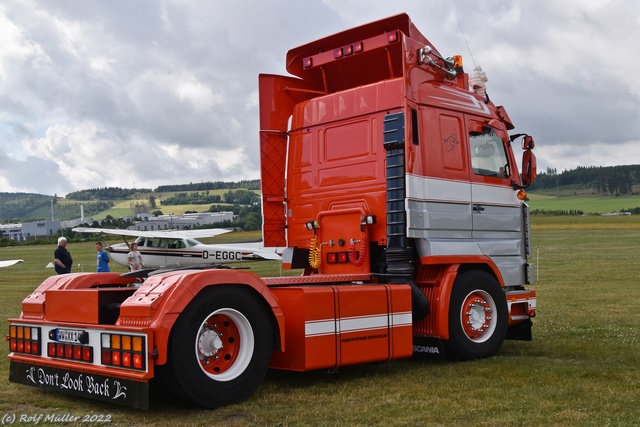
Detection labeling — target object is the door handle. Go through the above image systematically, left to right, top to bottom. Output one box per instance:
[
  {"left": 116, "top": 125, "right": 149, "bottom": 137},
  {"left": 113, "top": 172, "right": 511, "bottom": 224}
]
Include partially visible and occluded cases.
[{"left": 473, "top": 205, "right": 485, "bottom": 212}]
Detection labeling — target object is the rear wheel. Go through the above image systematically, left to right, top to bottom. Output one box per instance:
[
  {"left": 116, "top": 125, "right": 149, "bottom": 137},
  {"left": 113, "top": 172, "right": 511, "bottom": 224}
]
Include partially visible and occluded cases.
[
  {"left": 445, "top": 270, "right": 507, "bottom": 360},
  {"left": 163, "top": 286, "right": 273, "bottom": 408}
]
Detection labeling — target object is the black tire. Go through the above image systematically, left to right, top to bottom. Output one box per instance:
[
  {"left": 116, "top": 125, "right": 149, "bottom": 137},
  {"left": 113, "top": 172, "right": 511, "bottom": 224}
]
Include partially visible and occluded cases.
[
  {"left": 445, "top": 270, "right": 508, "bottom": 360},
  {"left": 162, "top": 285, "right": 273, "bottom": 408}
]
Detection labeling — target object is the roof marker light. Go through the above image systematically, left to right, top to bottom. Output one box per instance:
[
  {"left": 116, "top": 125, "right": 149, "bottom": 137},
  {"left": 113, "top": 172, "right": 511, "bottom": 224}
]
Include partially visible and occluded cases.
[
  {"left": 387, "top": 30, "right": 399, "bottom": 43},
  {"left": 353, "top": 41, "right": 363, "bottom": 53},
  {"left": 334, "top": 48, "right": 343, "bottom": 59},
  {"left": 303, "top": 57, "right": 313, "bottom": 69},
  {"left": 361, "top": 215, "right": 377, "bottom": 225},
  {"left": 305, "top": 220, "right": 320, "bottom": 230}
]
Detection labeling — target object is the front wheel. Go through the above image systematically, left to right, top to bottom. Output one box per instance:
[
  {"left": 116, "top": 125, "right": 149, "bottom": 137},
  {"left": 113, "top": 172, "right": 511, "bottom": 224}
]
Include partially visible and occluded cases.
[
  {"left": 445, "top": 270, "right": 508, "bottom": 360},
  {"left": 162, "top": 285, "right": 273, "bottom": 408}
]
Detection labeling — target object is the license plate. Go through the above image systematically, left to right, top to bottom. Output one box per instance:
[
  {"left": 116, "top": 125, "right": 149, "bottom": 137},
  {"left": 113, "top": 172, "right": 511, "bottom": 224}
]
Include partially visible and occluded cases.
[
  {"left": 51, "top": 328, "right": 89, "bottom": 345},
  {"left": 9, "top": 361, "right": 149, "bottom": 409}
]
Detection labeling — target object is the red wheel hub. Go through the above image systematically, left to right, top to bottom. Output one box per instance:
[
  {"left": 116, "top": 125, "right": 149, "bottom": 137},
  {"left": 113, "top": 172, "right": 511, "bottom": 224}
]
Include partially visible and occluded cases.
[
  {"left": 460, "top": 290, "right": 496, "bottom": 343},
  {"left": 197, "top": 313, "right": 241, "bottom": 375}
]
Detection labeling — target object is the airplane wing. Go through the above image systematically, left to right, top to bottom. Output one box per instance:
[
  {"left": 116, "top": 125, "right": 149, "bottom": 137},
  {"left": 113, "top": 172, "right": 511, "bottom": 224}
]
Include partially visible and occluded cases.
[
  {"left": 72, "top": 227, "right": 233, "bottom": 239},
  {"left": 248, "top": 249, "right": 282, "bottom": 261},
  {"left": 0, "top": 259, "right": 23, "bottom": 268}
]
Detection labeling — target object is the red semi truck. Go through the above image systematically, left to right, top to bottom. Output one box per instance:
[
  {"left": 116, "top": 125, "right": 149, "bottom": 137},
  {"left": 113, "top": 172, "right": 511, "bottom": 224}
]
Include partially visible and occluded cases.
[{"left": 7, "top": 13, "right": 537, "bottom": 409}]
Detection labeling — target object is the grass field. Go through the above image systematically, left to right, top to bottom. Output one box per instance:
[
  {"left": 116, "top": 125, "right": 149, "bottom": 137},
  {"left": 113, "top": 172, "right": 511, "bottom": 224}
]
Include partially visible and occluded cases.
[
  {"left": 527, "top": 192, "right": 640, "bottom": 214},
  {"left": 1, "top": 219, "right": 639, "bottom": 426}
]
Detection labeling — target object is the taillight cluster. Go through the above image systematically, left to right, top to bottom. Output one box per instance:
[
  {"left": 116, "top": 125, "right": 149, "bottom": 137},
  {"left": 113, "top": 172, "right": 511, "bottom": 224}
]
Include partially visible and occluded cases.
[
  {"left": 326, "top": 251, "right": 351, "bottom": 264},
  {"left": 8, "top": 325, "right": 41, "bottom": 355},
  {"left": 101, "top": 333, "right": 146, "bottom": 371},
  {"left": 47, "top": 342, "right": 93, "bottom": 363}
]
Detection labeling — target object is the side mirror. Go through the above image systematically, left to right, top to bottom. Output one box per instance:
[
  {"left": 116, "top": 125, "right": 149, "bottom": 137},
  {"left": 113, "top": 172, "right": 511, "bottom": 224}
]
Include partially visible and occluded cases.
[{"left": 521, "top": 150, "right": 537, "bottom": 187}]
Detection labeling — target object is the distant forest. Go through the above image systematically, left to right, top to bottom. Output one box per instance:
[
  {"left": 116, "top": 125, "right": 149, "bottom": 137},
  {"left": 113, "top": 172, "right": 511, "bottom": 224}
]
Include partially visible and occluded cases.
[
  {"left": 529, "top": 165, "right": 640, "bottom": 195},
  {"left": 64, "top": 179, "right": 260, "bottom": 200},
  {"left": 154, "top": 179, "right": 260, "bottom": 193},
  {"left": 161, "top": 189, "right": 260, "bottom": 206}
]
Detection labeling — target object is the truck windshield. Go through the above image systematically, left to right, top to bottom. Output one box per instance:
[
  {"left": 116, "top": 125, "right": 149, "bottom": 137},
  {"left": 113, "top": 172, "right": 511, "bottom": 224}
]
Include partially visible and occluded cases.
[{"left": 470, "top": 133, "right": 509, "bottom": 178}]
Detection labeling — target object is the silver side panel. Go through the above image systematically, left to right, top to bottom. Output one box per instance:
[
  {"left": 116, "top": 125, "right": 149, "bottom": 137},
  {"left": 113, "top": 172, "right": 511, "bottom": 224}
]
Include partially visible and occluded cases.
[{"left": 406, "top": 174, "right": 528, "bottom": 286}]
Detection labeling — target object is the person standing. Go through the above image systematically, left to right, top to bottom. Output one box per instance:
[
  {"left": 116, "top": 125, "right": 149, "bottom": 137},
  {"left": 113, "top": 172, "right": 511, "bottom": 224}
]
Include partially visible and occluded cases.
[
  {"left": 53, "top": 236, "right": 73, "bottom": 274},
  {"left": 95, "top": 241, "right": 111, "bottom": 272},
  {"left": 127, "top": 242, "right": 143, "bottom": 271}
]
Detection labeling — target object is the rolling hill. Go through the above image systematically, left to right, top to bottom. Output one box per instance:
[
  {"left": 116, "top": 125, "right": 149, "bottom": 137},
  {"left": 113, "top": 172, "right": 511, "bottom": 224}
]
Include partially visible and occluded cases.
[{"left": 2, "top": 166, "right": 640, "bottom": 223}]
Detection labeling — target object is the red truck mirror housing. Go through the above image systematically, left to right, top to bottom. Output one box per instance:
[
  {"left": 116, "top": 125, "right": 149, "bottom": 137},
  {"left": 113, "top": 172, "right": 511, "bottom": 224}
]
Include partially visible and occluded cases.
[
  {"left": 522, "top": 135, "right": 535, "bottom": 150},
  {"left": 521, "top": 150, "right": 537, "bottom": 187}
]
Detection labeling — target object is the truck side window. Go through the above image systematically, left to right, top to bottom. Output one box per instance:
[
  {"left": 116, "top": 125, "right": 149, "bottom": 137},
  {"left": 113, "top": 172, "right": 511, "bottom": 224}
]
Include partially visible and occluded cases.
[{"left": 470, "top": 133, "right": 509, "bottom": 178}]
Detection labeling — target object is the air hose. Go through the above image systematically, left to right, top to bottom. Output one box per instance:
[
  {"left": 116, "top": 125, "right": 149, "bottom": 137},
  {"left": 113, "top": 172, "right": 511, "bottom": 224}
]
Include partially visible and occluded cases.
[
  {"left": 309, "top": 236, "right": 321, "bottom": 269},
  {"left": 349, "top": 237, "right": 368, "bottom": 267}
]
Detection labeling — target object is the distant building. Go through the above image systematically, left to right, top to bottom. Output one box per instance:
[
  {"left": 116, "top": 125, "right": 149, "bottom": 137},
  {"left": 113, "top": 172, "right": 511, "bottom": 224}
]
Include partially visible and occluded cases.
[
  {"left": 128, "top": 212, "right": 234, "bottom": 232},
  {"left": 0, "top": 220, "right": 61, "bottom": 241}
]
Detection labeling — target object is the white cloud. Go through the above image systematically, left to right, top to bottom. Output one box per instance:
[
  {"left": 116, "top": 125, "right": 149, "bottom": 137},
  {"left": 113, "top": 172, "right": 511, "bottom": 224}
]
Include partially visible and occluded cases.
[{"left": 0, "top": 0, "right": 638, "bottom": 196}]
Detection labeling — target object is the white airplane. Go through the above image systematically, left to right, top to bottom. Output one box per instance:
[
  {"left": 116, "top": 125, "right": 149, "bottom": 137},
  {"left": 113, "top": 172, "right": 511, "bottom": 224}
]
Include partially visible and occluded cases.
[
  {"left": 72, "top": 227, "right": 282, "bottom": 269},
  {"left": 0, "top": 259, "right": 23, "bottom": 268}
]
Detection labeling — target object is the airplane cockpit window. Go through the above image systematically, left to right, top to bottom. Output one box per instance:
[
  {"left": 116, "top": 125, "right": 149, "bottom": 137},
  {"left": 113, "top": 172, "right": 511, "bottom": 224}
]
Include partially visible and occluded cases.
[
  {"left": 470, "top": 132, "right": 509, "bottom": 178},
  {"left": 146, "top": 238, "right": 166, "bottom": 249},
  {"left": 186, "top": 239, "right": 200, "bottom": 247},
  {"left": 168, "top": 240, "right": 186, "bottom": 249}
]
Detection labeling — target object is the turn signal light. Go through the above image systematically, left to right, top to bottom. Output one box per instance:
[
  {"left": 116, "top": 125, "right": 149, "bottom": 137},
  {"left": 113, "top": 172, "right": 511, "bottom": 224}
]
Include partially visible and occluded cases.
[{"left": 517, "top": 189, "right": 527, "bottom": 200}]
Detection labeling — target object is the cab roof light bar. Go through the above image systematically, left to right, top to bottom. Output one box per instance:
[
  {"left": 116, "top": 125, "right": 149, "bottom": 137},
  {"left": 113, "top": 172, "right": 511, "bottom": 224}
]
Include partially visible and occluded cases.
[{"left": 303, "top": 30, "right": 398, "bottom": 69}]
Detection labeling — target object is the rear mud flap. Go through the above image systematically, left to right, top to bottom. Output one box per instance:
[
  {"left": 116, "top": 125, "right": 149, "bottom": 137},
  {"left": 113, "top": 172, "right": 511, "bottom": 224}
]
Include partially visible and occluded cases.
[
  {"left": 506, "top": 318, "right": 533, "bottom": 341},
  {"left": 9, "top": 361, "right": 149, "bottom": 409}
]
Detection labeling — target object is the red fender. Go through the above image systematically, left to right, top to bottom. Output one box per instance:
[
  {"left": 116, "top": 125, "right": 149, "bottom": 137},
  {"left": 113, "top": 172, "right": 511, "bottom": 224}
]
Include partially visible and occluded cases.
[
  {"left": 419, "top": 256, "right": 505, "bottom": 340},
  {"left": 117, "top": 269, "right": 285, "bottom": 366}
]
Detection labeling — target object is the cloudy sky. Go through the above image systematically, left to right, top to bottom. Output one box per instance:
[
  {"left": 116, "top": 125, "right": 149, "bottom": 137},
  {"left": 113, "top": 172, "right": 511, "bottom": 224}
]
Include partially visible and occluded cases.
[{"left": 1, "top": 0, "right": 638, "bottom": 196}]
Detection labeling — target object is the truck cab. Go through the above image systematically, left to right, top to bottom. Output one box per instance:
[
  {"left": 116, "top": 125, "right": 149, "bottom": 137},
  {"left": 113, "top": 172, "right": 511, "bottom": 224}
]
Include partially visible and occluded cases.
[{"left": 260, "top": 13, "right": 537, "bottom": 356}]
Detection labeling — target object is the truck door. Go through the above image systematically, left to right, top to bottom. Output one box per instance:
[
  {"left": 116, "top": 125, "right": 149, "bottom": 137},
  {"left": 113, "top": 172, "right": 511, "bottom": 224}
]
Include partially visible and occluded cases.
[
  {"left": 406, "top": 107, "right": 472, "bottom": 243},
  {"left": 467, "top": 120, "right": 524, "bottom": 285}
]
